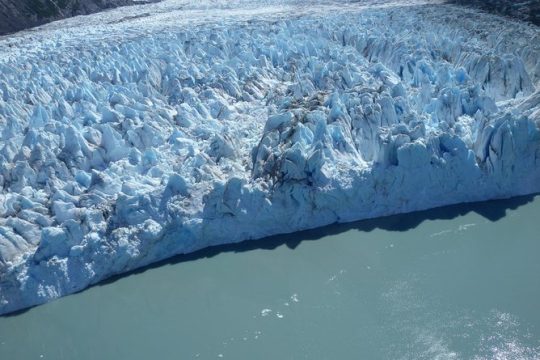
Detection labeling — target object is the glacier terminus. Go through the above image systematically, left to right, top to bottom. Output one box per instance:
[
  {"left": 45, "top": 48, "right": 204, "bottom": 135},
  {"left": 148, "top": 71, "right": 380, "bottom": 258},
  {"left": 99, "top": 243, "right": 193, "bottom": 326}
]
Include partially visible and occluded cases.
[{"left": 0, "top": 0, "right": 539, "bottom": 314}]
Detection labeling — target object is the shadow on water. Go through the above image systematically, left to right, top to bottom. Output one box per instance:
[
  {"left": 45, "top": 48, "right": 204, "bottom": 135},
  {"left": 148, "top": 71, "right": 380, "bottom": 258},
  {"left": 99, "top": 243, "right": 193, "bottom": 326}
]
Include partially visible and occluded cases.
[
  {"left": 2, "top": 193, "right": 536, "bottom": 318},
  {"left": 98, "top": 193, "right": 537, "bottom": 286},
  {"left": 1, "top": 307, "right": 31, "bottom": 318}
]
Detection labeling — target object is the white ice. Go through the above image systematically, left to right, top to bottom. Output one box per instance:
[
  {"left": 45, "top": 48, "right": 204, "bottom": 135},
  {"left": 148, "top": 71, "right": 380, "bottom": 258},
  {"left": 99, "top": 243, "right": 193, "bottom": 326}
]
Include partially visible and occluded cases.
[{"left": 0, "top": 0, "right": 539, "bottom": 314}]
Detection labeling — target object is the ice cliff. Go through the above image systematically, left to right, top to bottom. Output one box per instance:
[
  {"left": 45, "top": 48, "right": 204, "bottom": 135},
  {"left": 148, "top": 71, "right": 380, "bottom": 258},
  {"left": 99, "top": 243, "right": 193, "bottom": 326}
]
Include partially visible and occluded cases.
[{"left": 0, "top": 0, "right": 539, "bottom": 314}]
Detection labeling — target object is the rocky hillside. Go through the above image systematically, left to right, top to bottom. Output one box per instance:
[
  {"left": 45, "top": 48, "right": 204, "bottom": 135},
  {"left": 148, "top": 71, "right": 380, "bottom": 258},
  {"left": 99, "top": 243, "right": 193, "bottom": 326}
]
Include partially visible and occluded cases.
[
  {"left": 0, "top": 0, "right": 157, "bottom": 35},
  {"left": 450, "top": 0, "right": 540, "bottom": 26}
]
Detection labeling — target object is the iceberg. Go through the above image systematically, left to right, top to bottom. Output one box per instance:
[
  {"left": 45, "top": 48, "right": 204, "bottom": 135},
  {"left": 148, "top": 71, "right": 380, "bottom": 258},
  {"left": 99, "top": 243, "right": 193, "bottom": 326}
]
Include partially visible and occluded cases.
[{"left": 0, "top": 0, "right": 539, "bottom": 314}]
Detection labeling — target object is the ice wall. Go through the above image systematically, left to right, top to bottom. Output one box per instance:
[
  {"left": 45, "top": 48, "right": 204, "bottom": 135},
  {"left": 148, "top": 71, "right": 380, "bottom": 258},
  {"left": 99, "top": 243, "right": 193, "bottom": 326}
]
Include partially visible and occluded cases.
[{"left": 0, "top": 0, "right": 539, "bottom": 314}]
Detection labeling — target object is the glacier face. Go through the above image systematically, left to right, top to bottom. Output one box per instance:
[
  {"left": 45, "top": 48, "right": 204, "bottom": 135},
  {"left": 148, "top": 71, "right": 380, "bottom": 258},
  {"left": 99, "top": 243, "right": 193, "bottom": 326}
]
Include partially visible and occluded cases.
[{"left": 0, "top": 0, "right": 539, "bottom": 314}]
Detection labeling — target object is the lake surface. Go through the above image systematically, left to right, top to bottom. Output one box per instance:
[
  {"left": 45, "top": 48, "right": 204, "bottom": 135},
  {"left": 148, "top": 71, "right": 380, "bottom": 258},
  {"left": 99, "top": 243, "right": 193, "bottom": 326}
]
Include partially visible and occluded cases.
[{"left": 1, "top": 195, "right": 539, "bottom": 359}]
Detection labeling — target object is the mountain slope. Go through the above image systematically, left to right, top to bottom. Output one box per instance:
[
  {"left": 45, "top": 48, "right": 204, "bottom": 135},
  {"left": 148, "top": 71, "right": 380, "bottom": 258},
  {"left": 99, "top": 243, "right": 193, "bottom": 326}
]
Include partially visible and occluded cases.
[
  {"left": 0, "top": 0, "right": 157, "bottom": 35},
  {"left": 450, "top": 0, "right": 540, "bottom": 26}
]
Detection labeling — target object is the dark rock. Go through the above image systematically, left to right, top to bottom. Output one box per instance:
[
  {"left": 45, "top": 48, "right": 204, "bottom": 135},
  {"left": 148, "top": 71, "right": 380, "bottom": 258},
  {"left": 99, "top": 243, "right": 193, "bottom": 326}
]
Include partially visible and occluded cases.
[
  {"left": 0, "top": 0, "right": 161, "bottom": 35},
  {"left": 449, "top": 0, "right": 540, "bottom": 26}
]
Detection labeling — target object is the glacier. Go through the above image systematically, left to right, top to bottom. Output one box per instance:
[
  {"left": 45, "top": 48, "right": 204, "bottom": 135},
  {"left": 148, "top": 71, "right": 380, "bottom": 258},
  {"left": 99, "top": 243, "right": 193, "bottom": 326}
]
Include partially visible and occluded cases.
[{"left": 0, "top": 0, "right": 539, "bottom": 314}]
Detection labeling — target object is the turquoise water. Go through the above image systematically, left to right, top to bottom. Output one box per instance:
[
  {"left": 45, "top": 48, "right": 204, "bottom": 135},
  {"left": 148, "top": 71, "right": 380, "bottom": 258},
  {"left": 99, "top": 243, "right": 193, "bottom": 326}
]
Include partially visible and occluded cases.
[{"left": 1, "top": 196, "right": 539, "bottom": 359}]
